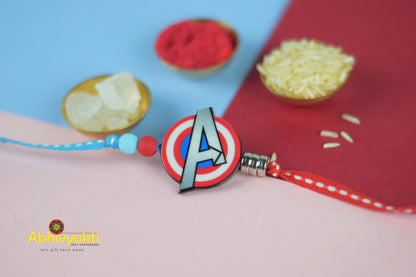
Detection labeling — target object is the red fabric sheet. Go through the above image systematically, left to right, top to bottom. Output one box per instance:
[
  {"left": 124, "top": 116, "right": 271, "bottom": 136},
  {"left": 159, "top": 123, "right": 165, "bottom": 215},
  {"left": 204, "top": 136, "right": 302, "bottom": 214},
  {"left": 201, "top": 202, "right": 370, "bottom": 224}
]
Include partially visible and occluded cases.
[{"left": 223, "top": 0, "right": 416, "bottom": 206}]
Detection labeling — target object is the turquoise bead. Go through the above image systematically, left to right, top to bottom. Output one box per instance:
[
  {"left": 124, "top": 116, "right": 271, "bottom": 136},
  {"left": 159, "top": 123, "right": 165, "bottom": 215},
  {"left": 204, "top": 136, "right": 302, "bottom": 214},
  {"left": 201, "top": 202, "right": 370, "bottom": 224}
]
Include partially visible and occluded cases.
[{"left": 119, "top": 133, "right": 138, "bottom": 154}]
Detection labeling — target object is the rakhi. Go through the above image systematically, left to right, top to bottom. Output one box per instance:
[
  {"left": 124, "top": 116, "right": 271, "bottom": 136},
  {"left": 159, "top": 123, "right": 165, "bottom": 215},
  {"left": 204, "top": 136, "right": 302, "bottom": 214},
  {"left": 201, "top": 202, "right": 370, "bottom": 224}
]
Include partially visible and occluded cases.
[{"left": 1, "top": 107, "right": 415, "bottom": 214}]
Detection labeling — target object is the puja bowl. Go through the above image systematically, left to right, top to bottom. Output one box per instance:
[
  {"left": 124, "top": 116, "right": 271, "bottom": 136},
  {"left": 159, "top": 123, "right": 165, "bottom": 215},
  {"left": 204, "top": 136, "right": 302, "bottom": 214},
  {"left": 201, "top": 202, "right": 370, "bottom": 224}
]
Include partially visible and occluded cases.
[
  {"left": 156, "top": 19, "right": 239, "bottom": 78},
  {"left": 257, "top": 39, "right": 354, "bottom": 106},
  {"left": 62, "top": 75, "right": 151, "bottom": 138}
]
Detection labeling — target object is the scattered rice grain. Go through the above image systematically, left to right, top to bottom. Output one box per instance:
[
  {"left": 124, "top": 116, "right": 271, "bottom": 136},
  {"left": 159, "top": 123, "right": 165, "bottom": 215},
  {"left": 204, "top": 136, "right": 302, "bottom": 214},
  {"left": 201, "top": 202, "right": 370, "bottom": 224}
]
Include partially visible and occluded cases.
[
  {"left": 342, "top": 113, "right": 360, "bottom": 124},
  {"left": 320, "top": 130, "right": 339, "bottom": 138},
  {"left": 340, "top": 131, "right": 354, "bottom": 143},
  {"left": 323, "top": 142, "right": 341, "bottom": 149}
]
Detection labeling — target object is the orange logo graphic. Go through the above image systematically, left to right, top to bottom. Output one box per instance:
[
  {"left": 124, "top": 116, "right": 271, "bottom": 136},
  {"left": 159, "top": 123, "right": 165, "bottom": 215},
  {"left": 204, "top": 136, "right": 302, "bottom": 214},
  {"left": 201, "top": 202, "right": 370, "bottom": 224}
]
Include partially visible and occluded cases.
[{"left": 49, "top": 219, "right": 64, "bottom": 234}]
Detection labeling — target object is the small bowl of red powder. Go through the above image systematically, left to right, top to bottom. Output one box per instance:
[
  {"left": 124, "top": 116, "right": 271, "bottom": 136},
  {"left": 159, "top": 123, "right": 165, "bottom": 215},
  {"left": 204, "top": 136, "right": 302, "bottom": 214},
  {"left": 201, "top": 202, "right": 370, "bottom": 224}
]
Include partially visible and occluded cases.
[{"left": 155, "top": 19, "right": 239, "bottom": 77}]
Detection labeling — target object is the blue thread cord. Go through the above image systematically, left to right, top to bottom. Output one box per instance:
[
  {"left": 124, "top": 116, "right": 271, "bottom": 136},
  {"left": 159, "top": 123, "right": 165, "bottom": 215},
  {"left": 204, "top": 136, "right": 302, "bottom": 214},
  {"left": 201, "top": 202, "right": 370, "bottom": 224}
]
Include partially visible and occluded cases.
[{"left": 0, "top": 134, "right": 120, "bottom": 152}]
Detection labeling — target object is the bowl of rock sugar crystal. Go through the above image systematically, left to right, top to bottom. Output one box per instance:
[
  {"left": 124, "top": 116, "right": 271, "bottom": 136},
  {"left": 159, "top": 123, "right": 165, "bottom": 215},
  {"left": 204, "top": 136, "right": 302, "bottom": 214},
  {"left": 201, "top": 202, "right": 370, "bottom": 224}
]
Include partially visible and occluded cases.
[{"left": 62, "top": 72, "right": 151, "bottom": 138}]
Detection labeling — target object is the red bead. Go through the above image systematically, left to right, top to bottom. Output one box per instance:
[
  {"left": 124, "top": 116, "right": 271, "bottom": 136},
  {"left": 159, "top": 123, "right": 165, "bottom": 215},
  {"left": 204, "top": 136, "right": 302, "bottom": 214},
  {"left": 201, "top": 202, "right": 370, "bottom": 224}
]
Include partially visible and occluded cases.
[{"left": 137, "top": 136, "right": 158, "bottom": 157}]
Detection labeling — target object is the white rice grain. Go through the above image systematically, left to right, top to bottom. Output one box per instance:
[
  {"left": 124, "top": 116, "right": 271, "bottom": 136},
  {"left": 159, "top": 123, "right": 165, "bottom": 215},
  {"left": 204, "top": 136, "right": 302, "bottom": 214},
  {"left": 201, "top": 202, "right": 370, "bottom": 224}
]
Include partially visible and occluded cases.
[
  {"left": 342, "top": 113, "right": 361, "bottom": 124},
  {"left": 320, "top": 130, "right": 339, "bottom": 138},
  {"left": 340, "top": 131, "right": 354, "bottom": 143},
  {"left": 323, "top": 142, "right": 341, "bottom": 149}
]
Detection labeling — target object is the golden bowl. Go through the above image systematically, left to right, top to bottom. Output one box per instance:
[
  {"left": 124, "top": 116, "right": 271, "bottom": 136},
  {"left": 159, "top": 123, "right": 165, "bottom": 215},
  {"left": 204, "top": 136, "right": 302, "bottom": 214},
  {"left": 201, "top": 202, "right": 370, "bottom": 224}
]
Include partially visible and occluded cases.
[
  {"left": 156, "top": 19, "right": 239, "bottom": 78},
  {"left": 257, "top": 39, "right": 354, "bottom": 106},
  {"left": 259, "top": 73, "right": 346, "bottom": 106},
  {"left": 62, "top": 75, "right": 151, "bottom": 138}
]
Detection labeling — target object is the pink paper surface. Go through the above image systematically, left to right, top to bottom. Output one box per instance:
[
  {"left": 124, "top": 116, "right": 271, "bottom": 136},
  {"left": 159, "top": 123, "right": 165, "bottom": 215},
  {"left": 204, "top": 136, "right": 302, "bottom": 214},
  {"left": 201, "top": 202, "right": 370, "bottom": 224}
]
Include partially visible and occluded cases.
[{"left": 1, "top": 111, "right": 415, "bottom": 277}]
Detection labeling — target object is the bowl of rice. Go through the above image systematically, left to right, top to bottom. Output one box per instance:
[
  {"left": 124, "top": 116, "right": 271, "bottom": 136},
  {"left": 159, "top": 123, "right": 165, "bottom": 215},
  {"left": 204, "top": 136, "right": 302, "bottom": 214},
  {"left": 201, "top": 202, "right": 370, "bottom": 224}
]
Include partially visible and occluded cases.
[{"left": 256, "top": 39, "right": 355, "bottom": 105}]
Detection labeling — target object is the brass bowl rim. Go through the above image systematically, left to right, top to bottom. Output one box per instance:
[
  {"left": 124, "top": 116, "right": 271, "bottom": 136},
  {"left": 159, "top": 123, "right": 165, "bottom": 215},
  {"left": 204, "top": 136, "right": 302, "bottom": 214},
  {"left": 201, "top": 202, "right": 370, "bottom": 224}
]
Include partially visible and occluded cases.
[
  {"left": 156, "top": 18, "right": 240, "bottom": 73},
  {"left": 62, "top": 74, "right": 151, "bottom": 135}
]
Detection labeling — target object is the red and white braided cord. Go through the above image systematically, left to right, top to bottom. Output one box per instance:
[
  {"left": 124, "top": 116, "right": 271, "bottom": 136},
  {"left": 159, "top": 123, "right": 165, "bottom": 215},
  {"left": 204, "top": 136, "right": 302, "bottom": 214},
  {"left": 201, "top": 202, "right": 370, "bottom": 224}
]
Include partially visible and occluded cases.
[{"left": 266, "top": 161, "right": 415, "bottom": 214}]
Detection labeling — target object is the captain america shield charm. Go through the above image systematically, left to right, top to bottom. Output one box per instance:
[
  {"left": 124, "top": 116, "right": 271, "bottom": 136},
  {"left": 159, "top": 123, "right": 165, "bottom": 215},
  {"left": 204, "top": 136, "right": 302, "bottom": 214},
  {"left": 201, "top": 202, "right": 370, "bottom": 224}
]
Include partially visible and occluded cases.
[{"left": 161, "top": 108, "right": 243, "bottom": 192}]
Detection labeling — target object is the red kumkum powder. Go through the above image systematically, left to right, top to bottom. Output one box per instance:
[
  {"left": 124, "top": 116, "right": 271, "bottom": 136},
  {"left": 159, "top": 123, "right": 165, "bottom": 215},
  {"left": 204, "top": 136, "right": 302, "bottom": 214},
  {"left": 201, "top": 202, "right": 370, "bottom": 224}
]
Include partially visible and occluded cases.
[{"left": 155, "top": 20, "right": 236, "bottom": 70}]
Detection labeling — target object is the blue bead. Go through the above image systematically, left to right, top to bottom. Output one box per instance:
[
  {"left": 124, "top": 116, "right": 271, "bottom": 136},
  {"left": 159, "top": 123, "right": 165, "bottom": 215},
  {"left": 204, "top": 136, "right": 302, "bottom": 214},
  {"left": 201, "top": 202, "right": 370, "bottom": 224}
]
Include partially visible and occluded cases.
[
  {"left": 118, "top": 133, "right": 138, "bottom": 154},
  {"left": 105, "top": 135, "right": 119, "bottom": 149}
]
